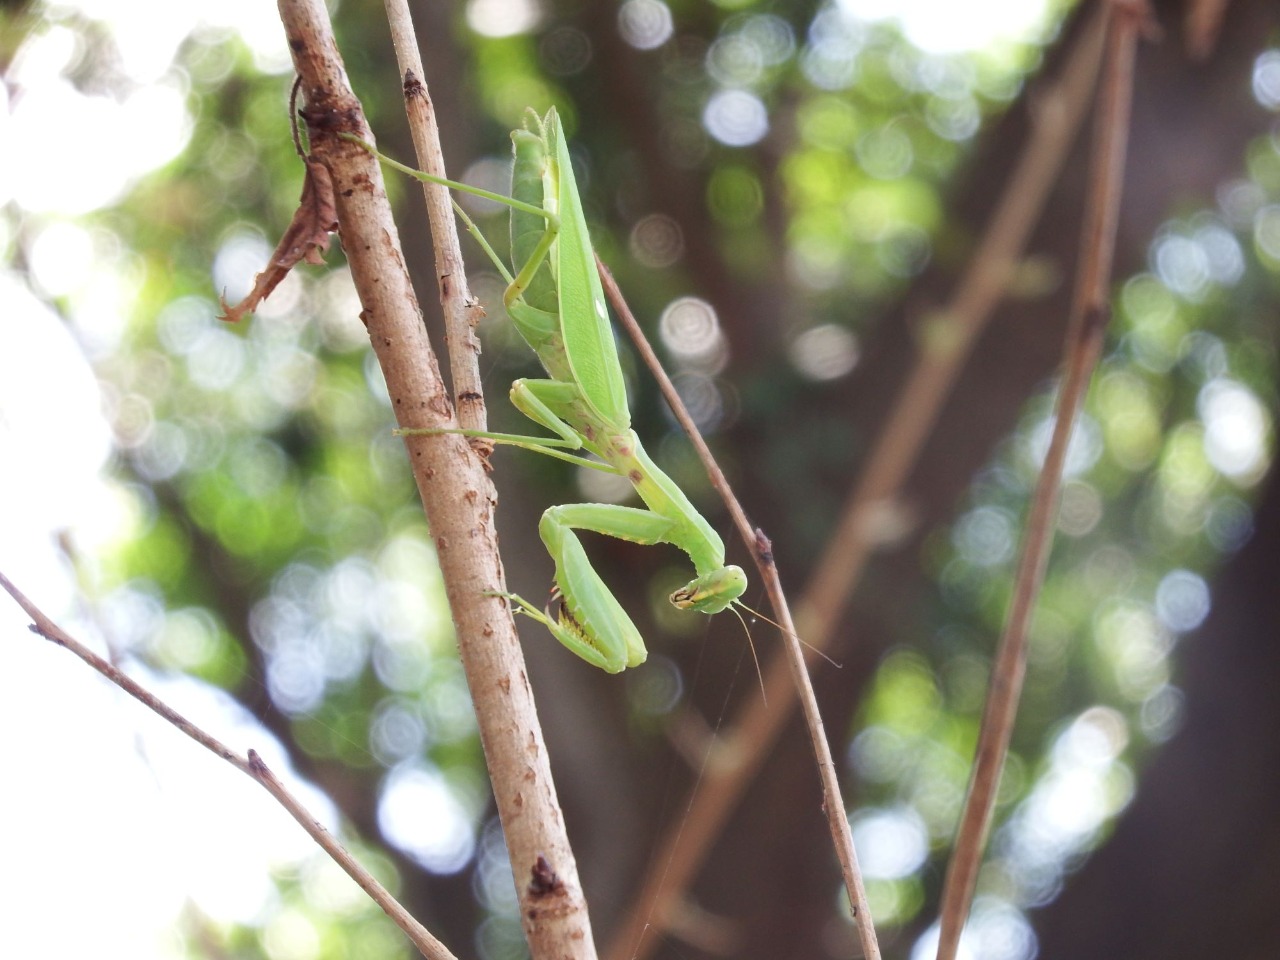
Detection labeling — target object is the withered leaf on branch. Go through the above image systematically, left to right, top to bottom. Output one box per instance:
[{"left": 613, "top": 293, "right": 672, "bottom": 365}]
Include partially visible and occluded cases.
[{"left": 219, "top": 156, "right": 338, "bottom": 322}]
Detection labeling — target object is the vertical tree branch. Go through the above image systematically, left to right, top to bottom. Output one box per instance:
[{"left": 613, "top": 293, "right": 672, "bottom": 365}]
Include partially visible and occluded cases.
[
  {"left": 381, "top": 0, "right": 490, "bottom": 437},
  {"left": 276, "top": 2, "right": 598, "bottom": 957}
]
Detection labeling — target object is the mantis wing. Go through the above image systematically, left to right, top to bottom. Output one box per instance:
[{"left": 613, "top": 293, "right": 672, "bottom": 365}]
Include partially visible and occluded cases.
[{"left": 546, "top": 110, "right": 632, "bottom": 433}]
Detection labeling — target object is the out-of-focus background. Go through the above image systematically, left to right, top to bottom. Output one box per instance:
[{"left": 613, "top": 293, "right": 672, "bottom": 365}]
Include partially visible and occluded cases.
[{"left": 3, "top": 0, "right": 1280, "bottom": 958}]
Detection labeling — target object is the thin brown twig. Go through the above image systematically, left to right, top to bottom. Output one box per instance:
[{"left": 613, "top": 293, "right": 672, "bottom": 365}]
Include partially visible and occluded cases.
[
  {"left": 380, "top": 0, "right": 490, "bottom": 440},
  {"left": 1185, "top": 0, "right": 1229, "bottom": 59},
  {"left": 933, "top": 5, "right": 1148, "bottom": 959},
  {"left": 602, "top": 11, "right": 1108, "bottom": 959},
  {"left": 599, "top": 263, "right": 882, "bottom": 960},
  {"left": 0, "top": 569, "right": 459, "bottom": 960}
]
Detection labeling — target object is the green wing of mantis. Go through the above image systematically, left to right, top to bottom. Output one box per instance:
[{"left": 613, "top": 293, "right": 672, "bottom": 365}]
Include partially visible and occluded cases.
[{"left": 544, "top": 112, "right": 632, "bottom": 432}]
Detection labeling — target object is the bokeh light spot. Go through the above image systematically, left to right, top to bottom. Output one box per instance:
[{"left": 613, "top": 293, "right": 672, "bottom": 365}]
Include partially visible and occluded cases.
[
  {"left": 466, "top": 0, "right": 542, "bottom": 38},
  {"left": 618, "top": 0, "right": 674, "bottom": 50},
  {"left": 841, "top": 0, "right": 1056, "bottom": 55},
  {"left": 740, "top": 14, "right": 796, "bottom": 65},
  {"left": 540, "top": 26, "right": 593, "bottom": 75},
  {"left": 707, "top": 33, "right": 765, "bottom": 87},
  {"left": 1251, "top": 49, "right": 1280, "bottom": 111},
  {"left": 703, "top": 89, "right": 769, "bottom": 147},
  {"left": 925, "top": 95, "right": 980, "bottom": 141},
  {"left": 856, "top": 124, "right": 913, "bottom": 179},
  {"left": 1253, "top": 204, "right": 1280, "bottom": 265},
  {"left": 629, "top": 213, "right": 685, "bottom": 268},
  {"left": 26, "top": 221, "right": 96, "bottom": 297},
  {"left": 1151, "top": 232, "right": 1211, "bottom": 300},
  {"left": 659, "top": 297, "right": 724, "bottom": 365},
  {"left": 789, "top": 324, "right": 860, "bottom": 381},
  {"left": 671, "top": 372, "right": 726, "bottom": 431},
  {"left": 1198, "top": 378, "right": 1270, "bottom": 482},
  {"left": 577, "top": 464, "right": 635, "bottom": 504},
  {"left": 1057, "top": 480, "right": 1102, "bottom": 537},
  {"left": 953, "top": 504, "right": 1016, "bottom": 567},
  {"left": 1154, "top": 569, "right": 1210, "bottom": 633},
  {"left": 378, "top": 764, "right": 476, "bottom": 874},
  {"left": 851, "top": 807, "right": 929, "bottom": 879}
]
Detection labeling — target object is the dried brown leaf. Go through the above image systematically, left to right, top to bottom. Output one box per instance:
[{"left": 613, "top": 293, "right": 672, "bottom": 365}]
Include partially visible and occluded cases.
[{"left": 219, "top": 156, "right": 338, "bottom": 322}]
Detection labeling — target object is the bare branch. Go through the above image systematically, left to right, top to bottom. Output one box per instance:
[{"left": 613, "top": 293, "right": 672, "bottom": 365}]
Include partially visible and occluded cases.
[
  {"left": 380, "top": 0, "right": 490, "bottom": 440},
  {"left": 1185, "top": 0, "right": 1229, "bottom": 59},
  {"left": 934, "top": 4, "right": 1150, "bottom": 958},
  {"left": 599, "top": 264, "right": 882, "bottom": 960},
  {"left": 0, "top": 569, "right": 459, "bottom": 960}
]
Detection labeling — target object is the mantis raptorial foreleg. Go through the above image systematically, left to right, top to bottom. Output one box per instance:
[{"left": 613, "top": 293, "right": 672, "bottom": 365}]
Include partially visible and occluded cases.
[
  {"left": 351, "top": 108, "right": 748, "bottom": 672},
  {"left": 528, "top": 504, "right": 677, "bottom": 672}
]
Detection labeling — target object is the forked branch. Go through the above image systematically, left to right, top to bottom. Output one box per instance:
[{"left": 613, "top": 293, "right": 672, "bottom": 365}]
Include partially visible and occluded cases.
[{"left": 276, "top": 1, "right": 598, "bottom": 957}]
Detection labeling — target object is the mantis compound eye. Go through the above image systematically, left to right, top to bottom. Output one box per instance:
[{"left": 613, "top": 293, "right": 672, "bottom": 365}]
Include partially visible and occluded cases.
[{"left": 669, "top": 565, "right": 748, "bottom": 614}]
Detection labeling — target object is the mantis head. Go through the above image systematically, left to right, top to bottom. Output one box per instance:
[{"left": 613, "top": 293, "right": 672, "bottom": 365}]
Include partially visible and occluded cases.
[{"left": 669, "top": 565, "right": 748, "bottom": 615}]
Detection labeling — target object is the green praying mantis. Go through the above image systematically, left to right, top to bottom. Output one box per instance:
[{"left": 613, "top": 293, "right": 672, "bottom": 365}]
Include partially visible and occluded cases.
[{"left": 352, "top": 108, "right": 747, "bottom": 673}]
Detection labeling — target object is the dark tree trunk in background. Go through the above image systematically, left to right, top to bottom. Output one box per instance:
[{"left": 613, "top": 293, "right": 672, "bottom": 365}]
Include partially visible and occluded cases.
[{"left": 1034, "top": 455, "right": 1280, "bottom": 960}]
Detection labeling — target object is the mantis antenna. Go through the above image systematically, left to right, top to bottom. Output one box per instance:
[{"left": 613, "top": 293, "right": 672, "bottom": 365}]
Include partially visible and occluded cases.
[{"left": 731, "top": 600, "right": 843, "bottom": 670}]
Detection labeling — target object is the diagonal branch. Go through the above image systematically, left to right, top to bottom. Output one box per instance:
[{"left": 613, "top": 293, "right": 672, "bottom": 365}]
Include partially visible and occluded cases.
[
  {"left": 934, "top": 4, "right": 1150, "bottom": 959},
  {"left": 600, "top": 262, "right": 882, "bottom": 960},
  {"left": 0, "top": 569, "right": 458, "bottom": 960}
]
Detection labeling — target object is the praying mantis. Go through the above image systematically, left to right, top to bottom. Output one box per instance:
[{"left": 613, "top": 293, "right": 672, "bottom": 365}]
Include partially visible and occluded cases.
[{"left": 353, "top": 108, "right": 747, "bottom": 673}]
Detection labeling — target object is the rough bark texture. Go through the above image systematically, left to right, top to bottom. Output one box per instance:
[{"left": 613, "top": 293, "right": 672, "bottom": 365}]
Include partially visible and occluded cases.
[{"left": 278, "top": 2, "right": 599, "bottom": 957}]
